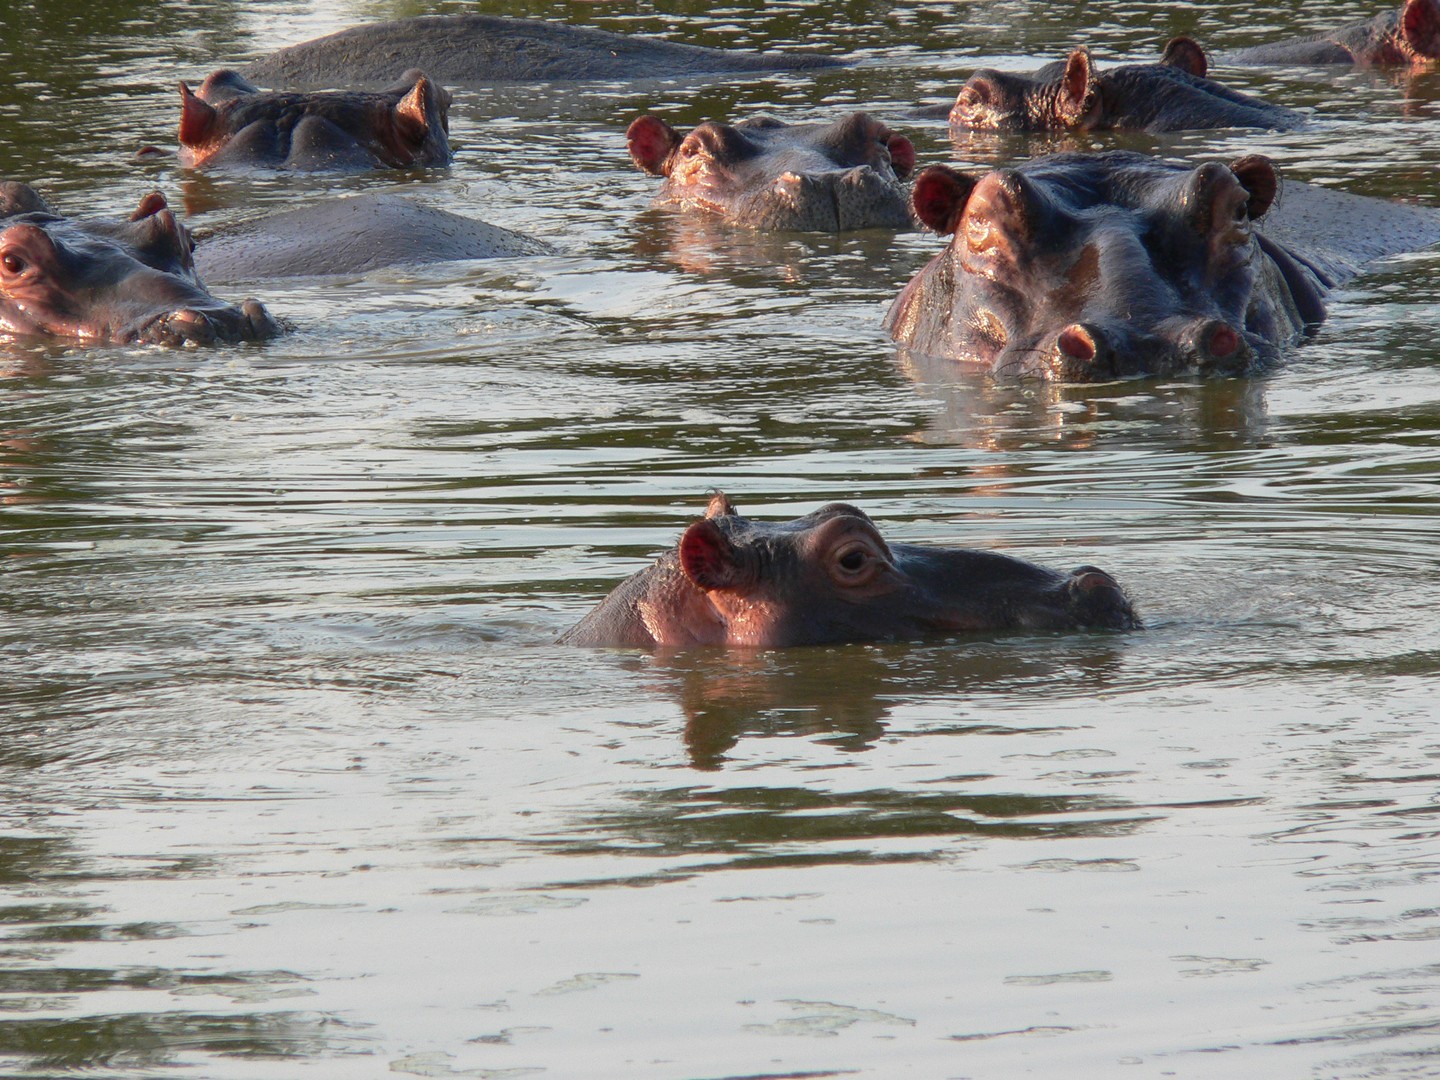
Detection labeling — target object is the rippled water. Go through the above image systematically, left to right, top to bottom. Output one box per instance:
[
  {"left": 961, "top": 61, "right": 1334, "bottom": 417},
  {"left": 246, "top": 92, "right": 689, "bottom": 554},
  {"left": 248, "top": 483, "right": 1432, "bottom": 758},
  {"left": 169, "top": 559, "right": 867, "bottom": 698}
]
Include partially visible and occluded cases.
[{"left": 3, "top": 1, "right": 1440, "bottom": 1077}]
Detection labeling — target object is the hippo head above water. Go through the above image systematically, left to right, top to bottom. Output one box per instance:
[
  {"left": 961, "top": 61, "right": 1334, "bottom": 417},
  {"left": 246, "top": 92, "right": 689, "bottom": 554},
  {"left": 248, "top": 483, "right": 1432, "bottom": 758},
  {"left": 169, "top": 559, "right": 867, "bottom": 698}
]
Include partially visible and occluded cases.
[
  {"left": 1226, "top": 0, "right": 1440, "bottom": 66},
  {"left": 952, "top": 37, "right": 1304, "bottom": 133},
  {"left": 177, "top": 68, "right": 452, "bottom": 170},
  {"left": 626, "top": 112, "right": 917, "bottom": 231},
  {"left": 886, "top": 151, "right": 1332, "bottom": 382},
  {"left": 0, "top": 182, "right": 278, "bottom": 346},
  {"left": 559, "top": 493, "right": 1139, "bottom": 648}
]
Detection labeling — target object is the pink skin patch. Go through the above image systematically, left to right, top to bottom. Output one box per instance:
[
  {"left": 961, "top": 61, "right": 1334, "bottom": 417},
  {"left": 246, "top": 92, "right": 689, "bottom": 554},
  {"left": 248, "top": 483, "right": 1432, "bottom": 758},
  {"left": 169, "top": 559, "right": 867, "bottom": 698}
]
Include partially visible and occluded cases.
[
  {"left": 887, "top": 134, "right": 915, "bottom": 179},
  {"left": 1207, "top": 323, "right": 1240, "bottom": 359},
  {"left": 1057, "top": 325, "right": 1098, "bottom": 362}
]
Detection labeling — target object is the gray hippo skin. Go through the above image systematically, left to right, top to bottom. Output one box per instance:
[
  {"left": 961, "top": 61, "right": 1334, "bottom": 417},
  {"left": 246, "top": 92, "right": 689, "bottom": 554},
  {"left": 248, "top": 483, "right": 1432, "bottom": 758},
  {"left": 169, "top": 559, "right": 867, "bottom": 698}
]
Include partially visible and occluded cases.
[
  {"left": 1226, "top": 0, "right": 1440, "bottom": 64},
  {"left": 241, "top": 14, "right": 843, "bottom": 91},
  {"left": 944, "top": 37, "right": 1304, "bottom": 133},
  {"left": 178, "top": 69, "right": 451, "bottom": 170},
  {"left": 626, "top": 112, "right": 917, "bottom": 231},
  {"left": 886, "top": 151, "right": 1440, "bottom": 381},
  {"left": 0, "top": 182, "right": 277, "bottom": 346},
  {"left": 192, "top": 193, "right": 549, "bottom": 283},
  {"left": 559, "top": 493, "right": 1138, "bottom": 648}
]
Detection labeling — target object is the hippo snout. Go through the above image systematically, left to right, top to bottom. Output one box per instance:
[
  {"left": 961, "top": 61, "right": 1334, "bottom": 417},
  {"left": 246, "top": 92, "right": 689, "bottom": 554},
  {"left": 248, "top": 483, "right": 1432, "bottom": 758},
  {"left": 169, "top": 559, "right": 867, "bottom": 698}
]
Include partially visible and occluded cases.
[
  {"left": 137, "top": 297, "right": 280, "bottom": 346},
  {"left": 1066, "top": 566, "right": 1140, "bottom": 630}
]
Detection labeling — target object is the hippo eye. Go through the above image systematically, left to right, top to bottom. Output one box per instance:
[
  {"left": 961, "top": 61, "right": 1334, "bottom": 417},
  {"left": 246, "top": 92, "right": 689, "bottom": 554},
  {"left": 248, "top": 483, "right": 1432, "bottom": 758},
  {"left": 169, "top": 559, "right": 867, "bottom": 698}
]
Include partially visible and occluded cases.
[
  {"left": 1, "top": 253, "right": 24, "bottom": 275},
  {"left": 839, "top": 549, "right": 867, "bottom": 572}
]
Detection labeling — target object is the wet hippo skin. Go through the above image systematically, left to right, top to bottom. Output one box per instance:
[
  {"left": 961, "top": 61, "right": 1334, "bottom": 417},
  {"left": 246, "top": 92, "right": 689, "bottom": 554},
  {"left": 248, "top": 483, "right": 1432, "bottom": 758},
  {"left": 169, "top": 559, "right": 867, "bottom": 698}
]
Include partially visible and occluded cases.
[
  {"left": 1224, "top": 0, "right": 1440, "bottom": 65},
  {"left": 241, "top": 14, "right": 844, "bottom": 91},
  {"left": 936, "top": 37, "right": 1304, "bottom": 133},
  {"left": 177, "top": 69, "right": 452, "bottom": 171},
  {"left": 627, "top": 112, "right": 917, "bottom": 231},
  {"left": 886, "top": 151, "right": 1440, "bottom": 381},
  {"left": 0, "top": 182, "right": 278, "bottom": 346},
  {"left": 191, "top": 193, "right": 550, "bottom": 283},
  {"left": 559, "top": 493, "right": 1139, "bottom": 648}
]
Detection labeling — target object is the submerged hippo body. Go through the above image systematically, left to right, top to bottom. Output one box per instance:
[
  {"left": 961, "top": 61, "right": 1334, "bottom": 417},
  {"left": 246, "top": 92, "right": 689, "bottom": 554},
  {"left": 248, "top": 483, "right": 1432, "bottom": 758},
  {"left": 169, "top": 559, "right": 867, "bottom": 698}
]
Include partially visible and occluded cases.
[
  {"left": 1226, "top": 0, "right": 1440, "bottom": 65},
  {"left": 241, "top": 14, "right": 843, "bottom": 91},
  {"left": 947, "top": 37, "right": 1303, "bottom": 133},
  {"left": 177, "top": 69, "right": 451, "bottom": 171},
  {"left": 626, "top": 113, "right": 917, "bottom": 231},
  {"left": 886, "top": 151, "right": 1440, "bottom": 381},
  {"left": 0, "top": 183, "right": 277, "bottom": 346},
  {"left": 192, "top": 193, "right": 549, "bottom": 283},
  {"left": 560, "top": 494, "right": 1138, "bottom": 648}
]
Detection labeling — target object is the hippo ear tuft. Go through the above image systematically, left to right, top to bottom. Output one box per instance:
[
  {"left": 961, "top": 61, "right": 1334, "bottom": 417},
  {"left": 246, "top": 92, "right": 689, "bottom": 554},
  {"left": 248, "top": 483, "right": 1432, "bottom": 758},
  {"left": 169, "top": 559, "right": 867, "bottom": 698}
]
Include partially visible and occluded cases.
[
  {"left": 1402, "top": 0, "right": 1440, "bottom": 56},
  {"left": 1160, "top": 36, "right": 1208, "bottom": 77},
  {"left": 1057, "top": 47, "right": 1099, "bottom": 127},
  {"left": 178, "top": 83, "right": 219, "bottom": 148},
  {"left": 626, "top": 115, "right": 683, "bottom": 177},
  {"left": 1229, "top": 154, "right": 1278, "bottom": 219},
  {"left": 911, "top": 165, "right": 976, "bottom": 235},
  {"left": 129, "top": 192, "right": 168, "bottom": 222},
  {"left": 704, "top": 491, "right": 738, "bottom": 519},
  {"left": 679, "top": 518, "right": 741, "bottom": 591}
]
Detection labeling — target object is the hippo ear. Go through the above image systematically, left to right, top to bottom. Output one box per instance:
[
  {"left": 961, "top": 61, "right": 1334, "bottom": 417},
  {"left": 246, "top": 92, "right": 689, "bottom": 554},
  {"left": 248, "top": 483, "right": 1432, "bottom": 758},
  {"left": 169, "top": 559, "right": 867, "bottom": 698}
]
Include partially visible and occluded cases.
[
  {"left": 1402, "top": 0, "right": 1440, "bottom": 56},
  {"left": 1160, "top": 36, "right": 1208, "bottom": 77},
  {"left": 1057, "top": 47, "right": 1099, "bottom": 127},
  {"left": 394, "top": 76, "right": 441, "bottom": 144},
  {"left": 177, "top": 83, "right": 219, "bottom": 148},
  {"left": 626, "top": 115, "right": 683, "bottom": 176},
  {"left": 887, "top": 133, "right": 916, "bottom": 180},
  {"left": 1229, "top": 154, "right": 1278, "bottom": 219},
  {"left": 911, "top": 164, "right": 977, "bottom": 235},
  {"left": 0, "top": 182, "right": 53, "bottom": 219},
  {"left": 129, "top": 192, "right": 168, "bottom": 221},
  {"left": 704, "top": 492, "right": 738, "bottom": 519},
  {"left": 679, "top": 518, "right": 746, "bottom": 592}
]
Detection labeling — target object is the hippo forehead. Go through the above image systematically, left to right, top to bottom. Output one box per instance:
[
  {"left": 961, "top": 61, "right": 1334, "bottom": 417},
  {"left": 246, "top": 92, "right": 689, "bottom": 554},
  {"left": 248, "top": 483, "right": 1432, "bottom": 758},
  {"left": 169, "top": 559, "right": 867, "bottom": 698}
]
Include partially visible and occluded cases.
[
  {"left": 696, "top": 114, "right": 899, "bottom": 169},
  {"left": 708, "top": 502, "right": 878, "bottom": 544}
]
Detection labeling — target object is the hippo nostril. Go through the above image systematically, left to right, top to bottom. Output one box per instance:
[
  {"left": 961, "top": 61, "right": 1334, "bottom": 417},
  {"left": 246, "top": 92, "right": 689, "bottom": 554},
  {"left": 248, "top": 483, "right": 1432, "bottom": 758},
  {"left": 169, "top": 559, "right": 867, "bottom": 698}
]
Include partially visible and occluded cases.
[
  {"left": 1204, "top": 321, "right": 1241, "bottom": 360},
  {"left": 1056, "top": 323, "right": 1100, "bottom": 363}
]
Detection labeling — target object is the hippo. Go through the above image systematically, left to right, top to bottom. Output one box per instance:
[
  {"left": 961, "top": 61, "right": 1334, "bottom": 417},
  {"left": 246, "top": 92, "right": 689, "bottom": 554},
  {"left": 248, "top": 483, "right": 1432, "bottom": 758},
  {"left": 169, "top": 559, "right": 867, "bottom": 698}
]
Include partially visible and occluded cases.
[
  {"left": 1225, "top": 0, "right": 1440, "bottom": 65},
  {"left": 240, "top": 14, "right": 843, "bottom": 91},
  {"left": 941, "top": 37, "right": 1304, "bottom": 133},
  {"left": 176, "top": 69, "right": 451, "bottom": 171},
  {"left": 626, "top": 113, "right": 917, "bottom": 231},
  {"left": 885, "top": 150, "right": 1440, "bottom": 381},
  {"left": 0, "top": 182, "right": 278, "bottom": 346},
  {"left": 191, "top": 193, "right": 550, "bottom": 283},
  {"left": 559, "top": 493, "right": 1139, "bottom": 648}
]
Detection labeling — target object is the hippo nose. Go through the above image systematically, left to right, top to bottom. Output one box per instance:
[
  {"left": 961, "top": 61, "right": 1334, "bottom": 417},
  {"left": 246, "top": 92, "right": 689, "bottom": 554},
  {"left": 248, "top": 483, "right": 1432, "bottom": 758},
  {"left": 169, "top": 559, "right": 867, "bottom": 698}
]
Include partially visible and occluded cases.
[{"left": 1067, "top": 565, "right": 1139, "bottom": 630}]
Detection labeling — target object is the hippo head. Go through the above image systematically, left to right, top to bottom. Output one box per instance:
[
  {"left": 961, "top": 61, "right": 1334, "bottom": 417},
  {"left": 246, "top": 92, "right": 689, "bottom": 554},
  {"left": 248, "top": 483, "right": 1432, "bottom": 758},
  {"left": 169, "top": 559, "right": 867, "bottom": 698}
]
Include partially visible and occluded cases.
[
  {"left": 952, "top": 38, "right": 1210, "bottom": 131},
  {"left": 177, "top": 68, "right": 452, "bottom": 170},
  {"left": 626, "top": 112, "right": 917, "bottom": 230},
  {"left": 888, "top": 151, "right": 1320, "bottom": 381},
  {"left": 0, "top": 183, "right": 278, "bottom": 346},
  {"left": 633, "top": 495, "right": 1138, "bottom": 647}
]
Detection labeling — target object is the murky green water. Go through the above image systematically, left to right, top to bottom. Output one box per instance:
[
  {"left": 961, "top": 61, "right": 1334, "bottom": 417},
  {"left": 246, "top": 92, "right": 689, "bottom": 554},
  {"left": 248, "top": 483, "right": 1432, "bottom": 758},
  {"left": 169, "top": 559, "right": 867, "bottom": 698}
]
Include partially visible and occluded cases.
[{"left": 3, "top": 1, "right": 1440, "bottom": 1077}]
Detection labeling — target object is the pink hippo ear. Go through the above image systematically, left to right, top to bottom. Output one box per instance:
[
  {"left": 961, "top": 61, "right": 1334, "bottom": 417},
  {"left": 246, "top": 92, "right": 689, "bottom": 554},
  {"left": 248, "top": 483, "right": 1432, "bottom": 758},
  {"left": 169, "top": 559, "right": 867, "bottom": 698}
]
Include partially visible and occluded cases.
[
  {"left": 1402, "top": 0, "right": 1440, "bottom": 58},
  {"left": 1160, "top": 36, "right": 1208, "bottom": 77},
  {"left": 1057, "top": 47, "right": 1100, "bottom": 127},
  {"left": 394, "top": 75, "right": 441, "bottom": 144},
  {"left": 177, "top": 83, "right": 219, "bottom": 148},
  {"left": 626, "top": 115, "right": 683, "bottom": 176},
  {"left": 887, "top": 133, "right": 916, "bottom": 180},
  {"left": 1229, "top": 154, "right": 1279, "bottom": 219},
  {"left": 910, "top": 164, "right": 978, "bottom": 235},
  {"left": 129, "top": 191, "right": 168, "bottom": 221},
  {"left": 679, "top": 518, "right": 746, "bottom": 592}
]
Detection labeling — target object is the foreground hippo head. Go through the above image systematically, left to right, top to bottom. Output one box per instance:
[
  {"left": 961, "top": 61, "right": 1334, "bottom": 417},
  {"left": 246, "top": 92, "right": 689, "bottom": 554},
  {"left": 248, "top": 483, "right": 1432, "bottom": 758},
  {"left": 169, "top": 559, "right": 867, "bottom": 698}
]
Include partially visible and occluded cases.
[
  {"left": 1226, "top": 0, "right": 1440, "bottom": 65},
  {"left": 952, "top": 38, "right": 1304, "bottom": 133},
  {"left": 177, "top": 68, "right": 452, "bottom": 170},
  {"left": 626, "top": 112, "right": 917, "bottom": 231},
  {"left": 886, "top": 151, "right": 1331, "bottom": 381},
  {"left": 0, "top": 182, "right": 278, "bottom": 346},
  {"left": 559, "top": 494, "right": 1139, "bottom": 648}
]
